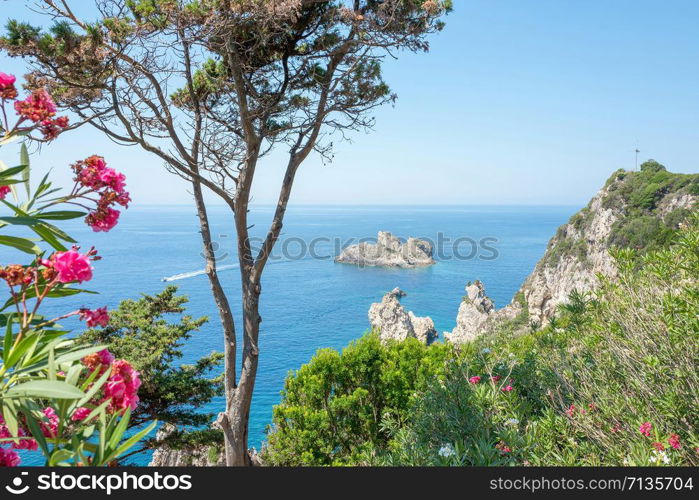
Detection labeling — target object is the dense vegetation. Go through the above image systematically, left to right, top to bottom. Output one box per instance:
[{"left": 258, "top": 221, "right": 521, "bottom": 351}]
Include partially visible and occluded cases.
[
  {"left": 545, "top": 161, "right": 697, "bottom": 268},
  {"left": 264, "top": 213, "right": 699, "bottom": 466},
  {"left": 79, "top": 286, "right": 224, "bottom": 463},
  {"left": 262, "top": 335, "right": 453, "bottom": 465}
]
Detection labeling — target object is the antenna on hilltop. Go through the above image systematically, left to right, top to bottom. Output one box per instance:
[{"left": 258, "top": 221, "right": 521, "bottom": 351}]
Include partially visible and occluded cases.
[{"left": 635, "top": 148, "right": 640, "bottom": 171}]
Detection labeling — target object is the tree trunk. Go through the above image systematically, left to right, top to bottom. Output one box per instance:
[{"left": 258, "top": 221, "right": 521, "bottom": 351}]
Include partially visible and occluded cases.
[
  {"left": 189, "top": 176, "right": 245, "bottom": 465},
  {"left": 220, "top": 279, "right": 261, "bottom": 466}
]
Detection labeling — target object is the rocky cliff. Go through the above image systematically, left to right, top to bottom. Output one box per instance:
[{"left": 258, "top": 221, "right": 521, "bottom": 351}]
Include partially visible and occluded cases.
[
  {"left": 444, "top": 161, "right": 698, "bottom": 343},
  {"left": 335, "top": 231, "right": 435, "bottom": 268},
  {"left": 368, "top": 287, "right": 437, "bottom": 344}
]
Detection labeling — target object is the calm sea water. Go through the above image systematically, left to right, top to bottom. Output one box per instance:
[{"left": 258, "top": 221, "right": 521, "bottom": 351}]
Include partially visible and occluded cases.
[{"left": 2, "top": 205, "right": 577, "bottom": 464}]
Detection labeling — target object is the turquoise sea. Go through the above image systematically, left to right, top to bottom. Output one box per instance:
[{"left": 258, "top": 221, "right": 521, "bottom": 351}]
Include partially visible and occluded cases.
[{"left": 2, "top": 205, "right": 578, "bottom": 464}]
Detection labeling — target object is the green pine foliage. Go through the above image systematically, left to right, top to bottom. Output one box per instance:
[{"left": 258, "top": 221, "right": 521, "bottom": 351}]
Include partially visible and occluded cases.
[{"left": 78, "top": 286, "right": 224, "bottom": 461}]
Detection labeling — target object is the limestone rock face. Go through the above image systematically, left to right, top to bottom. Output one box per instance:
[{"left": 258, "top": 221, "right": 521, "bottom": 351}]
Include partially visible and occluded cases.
[
  {"left": 444, "top": 165, "right": 697, "bottom": 344},
  {"left": 335, "top": 231, "right": 435, "bottom": 268},
  {"left": 443, "top": 281, "right": 494, "bottom": 344},
  {"left": 368, "top": 288, "right": 437, "bottom": 344},
  {"left": 148, "top": 425, "right": 225, "bottom": 467},
  {"left": 148, "top": 425, "right": 262, "bottom": 467}
]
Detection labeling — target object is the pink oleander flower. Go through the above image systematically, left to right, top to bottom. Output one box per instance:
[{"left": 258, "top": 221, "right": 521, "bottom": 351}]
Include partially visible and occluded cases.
[
  {"left": 0, "top": 72, "right": 17, "bottom": 100},
  {"left": 0, "top": 72, "right": 15, "bottom": 87},
  {"left": 14, "top": 89, "right": 57, "bottom": 123},
  {"left": 39, "top": 115, "right": 69, "bottom": 140},
  {"left": 71, "top": 156, "right": 130, "bottom": 231},
  {"left": 0, "top": 185, "right": 10, "bottom": 200},
  {"left": 87, "top": 207, "right": 120, "bottom": 232},
  {"left": 51, "top": 249, "right": 94, "bottom": 283},
  {"left": 79, "top": 307, "right": 109, "bottom": 328},
  {"left": 82, "top": 349, "right": 115, "bottom": 375},
  {"left": 104, "top": 359, "right": 141, "bottom": 412},
  {"left": 491, "top": 375, "right": 501, "bottom": 382},
  {"left": 469, "top": 376, "right": 481, "bottom": 384},
  {"left": 502, "top": 385, "right": 513, "bottom": 392},
  {"left": 566, "top": 404, "right": 576, "bottom": 417},
  {"left": 40, "top": 407, "right": 59, "bottom": 438},
  {"left": 71, "top": 407, "right": 91, "bottom": 422},
  {"left": 0, "top": 416, "right": 37, "bottom": 451},
  {"left": 639, "top": 422, "right": 652, "bottom": 437},
  {"left": 668, "top": 433, "right": 681, "bottom": 450},
  {"left": 495, "top": 441, "right": 511, "bottom": 454},
  {"left": 652, "top": 442, "right": 665, "bottom": 451},
  {"left": 0, "top": 447, "right": 21, "bottom": 467}
]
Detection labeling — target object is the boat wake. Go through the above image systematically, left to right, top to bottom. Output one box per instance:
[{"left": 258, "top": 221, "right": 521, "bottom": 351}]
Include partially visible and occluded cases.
[{"left": 162, "top": 264, "right": 238, "bottom": 282}]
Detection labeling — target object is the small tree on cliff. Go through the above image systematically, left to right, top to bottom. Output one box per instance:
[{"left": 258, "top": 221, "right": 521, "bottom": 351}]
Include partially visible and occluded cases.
[{"left": 1, "top": 0, "right": 451, "bottom": 465}]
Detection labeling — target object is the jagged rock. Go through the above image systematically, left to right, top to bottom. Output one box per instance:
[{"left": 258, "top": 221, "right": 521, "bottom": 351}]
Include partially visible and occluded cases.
[
  {"left": 335, "top": 231, "right": 435, "bottom": 268},
  {"left": 444, "top": 281, "right": 495, "bottom": 344},
  {"left": 368, "top": 288, "right": 437, "bottom": 344},
  {"left": 148, "top": 425, "right": 263, "bottom": 467},
  {"left": 148, "top": 425, "right": 225, "bottom": 467}
]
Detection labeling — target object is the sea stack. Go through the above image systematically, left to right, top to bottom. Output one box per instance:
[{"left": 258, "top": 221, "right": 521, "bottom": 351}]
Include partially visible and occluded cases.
[{"left": 368, "top": 288, "right": 437, "bottom": 345}]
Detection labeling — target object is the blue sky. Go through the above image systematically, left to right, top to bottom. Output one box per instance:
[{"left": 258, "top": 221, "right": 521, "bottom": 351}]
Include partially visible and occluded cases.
[{"left": 1, "top": 0, "right": 698, "bottom": 206}]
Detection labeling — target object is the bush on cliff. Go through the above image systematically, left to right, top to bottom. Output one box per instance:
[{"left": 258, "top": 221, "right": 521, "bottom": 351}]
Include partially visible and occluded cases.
[{"left": 262, "top": 334, "right": 454, "bottom": 465}]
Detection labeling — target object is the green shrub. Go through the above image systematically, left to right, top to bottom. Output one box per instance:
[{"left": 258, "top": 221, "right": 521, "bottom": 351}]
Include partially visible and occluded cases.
[{"left": 262, "top": 333, "right": 453, "bottom": 465}]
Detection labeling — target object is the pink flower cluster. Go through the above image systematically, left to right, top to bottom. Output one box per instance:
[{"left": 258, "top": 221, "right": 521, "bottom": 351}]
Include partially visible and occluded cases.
[
  {"left": 0, "top": 72, "right": 17, "bottom": 100},
  {"left": 1, "top": 72, "right": 68, "bottom": 141},
  {"left": 13, "top": 89, "right": 69, "bottom": 140},
  {"left": 72, "top": 156, "right": 130, "bottom": 232},
  {"left": 0, "top": 185, "right": 10, "bottom": 200},
  {"left": 42, "top": 247, "right": 99, "bottom": 284},
  {"left": 79, "top": 307, "right": 109, "bottom": 328},
  {"left": 82, "top": 350, "right": 141, "bottom": 413},
  {"left": 105, "top": 359, "right": 141, "bottom": 412},
  {"left": 468, "top": 374, "right": 513, "bottom": 391},
  {"left": 565, "top": 403, "right": 592, "bottom": 418},
  {"left": 0, "top": 406, "right": 62, "bottom": 466},
  {"left": 638, "top": 422, "right": 682, "bottom": 451},
  {"left": 0, "top": 447, "right": 20, "bottom": 467}
]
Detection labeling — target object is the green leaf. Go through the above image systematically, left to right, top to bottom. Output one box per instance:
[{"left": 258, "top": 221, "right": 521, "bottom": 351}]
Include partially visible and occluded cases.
[
  {"left": 20, "top": 142, "right": 30, "bottom": 198},
  {"left": 0, "top": 164, "right": 28, "bottom": 179},
  {"left": 36, "top": 211, "right": 86, "bottom": 221},
  {"left": 0, "top": 215, "right": 41, "bottom": 226},
  {"left": 31, "top": 223, "right": 67, "bottom": 251},
  {"left": 0, "top": 234, "right": 41, "bottom": 254},
  {"left": 3, "top": 313, "right": 14, "bottom": 359},
  {"left": 14, "top": 343, "right": 105, "bottom": 376},
  {"left": 5, "top": 380, "right": 85, "bottom": 399},
  {"left": 23, "top": 411, "right": 50, "bottom": 455},
  {"left": 108, "top": 420, "right": 158, "bottom": 464},
  {"left": 49, "top": 449, "right": 75, "bottom": 466}
]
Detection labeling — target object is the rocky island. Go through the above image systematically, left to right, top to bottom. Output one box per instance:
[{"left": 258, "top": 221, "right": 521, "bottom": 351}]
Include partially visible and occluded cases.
[{"left": 335, "top": 231, "right": 435, "bottom": 268}]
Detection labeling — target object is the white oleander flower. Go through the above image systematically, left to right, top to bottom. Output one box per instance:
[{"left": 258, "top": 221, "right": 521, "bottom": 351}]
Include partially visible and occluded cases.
[
  {"left": 481, "top": 348, "right": 491, "bottom": 354},
  {"left": 506, "top": 418, "right": 520, "bottom": 426},
  {"left": 438, "top": 443, "right": 455, "bottom": 458},
  {"left": 649, "top": 450, "right": 670, "bottom": 465}
]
